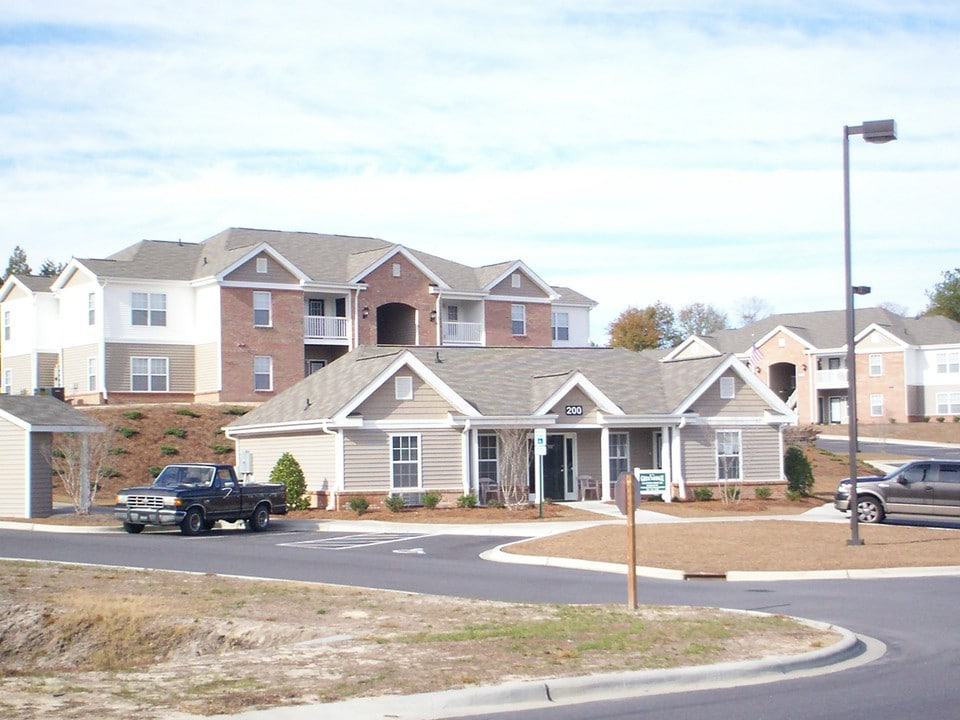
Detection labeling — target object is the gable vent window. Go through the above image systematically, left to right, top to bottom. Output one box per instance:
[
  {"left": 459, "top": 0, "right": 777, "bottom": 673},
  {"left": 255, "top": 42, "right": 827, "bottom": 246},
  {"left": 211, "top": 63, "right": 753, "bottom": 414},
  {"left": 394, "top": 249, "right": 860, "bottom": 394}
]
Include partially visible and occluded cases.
[
  {"left": 256, "top": 257, "right": 268, "bottom": 274},
  {"left": 392, "top": 262, "right": 401, "bottom": 277},
  {"left": 511, "top": 273, "right": 521, "bottom": 288},
  {"left": 395, "top": 375, "right": 413, "bottom": 400},
  {"left": 720, "top": 376, "right": 735, "bottom": 399}
]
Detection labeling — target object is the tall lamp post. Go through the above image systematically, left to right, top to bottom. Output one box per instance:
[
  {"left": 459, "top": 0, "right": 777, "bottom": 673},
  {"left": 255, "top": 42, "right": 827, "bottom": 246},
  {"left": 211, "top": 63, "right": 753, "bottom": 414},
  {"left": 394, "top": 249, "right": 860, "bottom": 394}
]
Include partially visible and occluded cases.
[{"left": 843, "top": 119, "right": 897, "bottom": 546}]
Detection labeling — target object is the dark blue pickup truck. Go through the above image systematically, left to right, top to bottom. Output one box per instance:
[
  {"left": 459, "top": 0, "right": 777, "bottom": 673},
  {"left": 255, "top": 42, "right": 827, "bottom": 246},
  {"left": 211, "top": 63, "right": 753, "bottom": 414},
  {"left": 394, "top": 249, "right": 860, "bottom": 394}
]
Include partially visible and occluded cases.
[{"left": 114, "top": 463, "right": 288, "bottom": 535}]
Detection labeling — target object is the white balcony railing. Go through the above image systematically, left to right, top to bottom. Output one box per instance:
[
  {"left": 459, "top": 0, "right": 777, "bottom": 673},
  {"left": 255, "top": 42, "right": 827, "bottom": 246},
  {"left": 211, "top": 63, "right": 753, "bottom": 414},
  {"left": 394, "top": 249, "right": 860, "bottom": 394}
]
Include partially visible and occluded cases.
[
  {"left": 304, "top": 315, "right": 348, "bottom": 340},
  {"left": 442, "top": 321, "right": 483, "bottom": 344},
  {"left": 815, "top": 368, "right": 848, "bottom": 389}
]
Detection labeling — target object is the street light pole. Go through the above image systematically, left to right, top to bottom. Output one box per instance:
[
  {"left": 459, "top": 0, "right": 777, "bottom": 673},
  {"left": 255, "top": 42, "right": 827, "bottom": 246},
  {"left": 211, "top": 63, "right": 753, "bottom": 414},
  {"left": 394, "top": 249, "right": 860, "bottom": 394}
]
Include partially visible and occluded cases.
[{"left": 842, "top": 119, "right": 897, "bottom": 547}]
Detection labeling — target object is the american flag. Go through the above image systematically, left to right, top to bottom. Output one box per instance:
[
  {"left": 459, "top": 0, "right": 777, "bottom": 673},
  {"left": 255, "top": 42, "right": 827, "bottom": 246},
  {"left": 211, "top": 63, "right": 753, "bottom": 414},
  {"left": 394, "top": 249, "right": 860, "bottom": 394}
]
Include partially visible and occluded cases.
[{"left": 750, "top": 344, "right": 763, "bottom": 366}]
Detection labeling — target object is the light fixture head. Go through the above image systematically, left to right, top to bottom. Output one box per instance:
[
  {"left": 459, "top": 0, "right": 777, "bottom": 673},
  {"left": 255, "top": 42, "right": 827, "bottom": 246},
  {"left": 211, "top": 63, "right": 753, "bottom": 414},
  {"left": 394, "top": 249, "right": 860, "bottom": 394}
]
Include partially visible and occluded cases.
[{"left": 861, "top": 119, "right": 897, "bottom": 144}]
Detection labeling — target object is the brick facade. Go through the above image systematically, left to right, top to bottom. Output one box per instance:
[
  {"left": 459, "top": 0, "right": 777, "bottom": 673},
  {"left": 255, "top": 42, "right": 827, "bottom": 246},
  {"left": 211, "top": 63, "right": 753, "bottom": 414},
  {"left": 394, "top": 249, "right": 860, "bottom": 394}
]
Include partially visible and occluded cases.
[
  {"left": 355, "top": 255, "right": 437, "bottom": 346},
  {"left": 483, "top": 300, "right": 552, "bottom": 346}
]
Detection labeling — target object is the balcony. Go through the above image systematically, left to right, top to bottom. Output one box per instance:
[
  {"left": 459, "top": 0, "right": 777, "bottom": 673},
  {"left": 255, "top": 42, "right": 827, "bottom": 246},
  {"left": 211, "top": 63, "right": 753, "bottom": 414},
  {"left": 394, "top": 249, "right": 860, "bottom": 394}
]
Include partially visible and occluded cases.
[
  {"left": 304, "top": 315, "right": 348, "bottom": 341},
  {"left": 442, "top": 321, "right": 483, "bottom": 345},
  {"left": 815, "top": 368, "right": 848, "bottom": 389}
]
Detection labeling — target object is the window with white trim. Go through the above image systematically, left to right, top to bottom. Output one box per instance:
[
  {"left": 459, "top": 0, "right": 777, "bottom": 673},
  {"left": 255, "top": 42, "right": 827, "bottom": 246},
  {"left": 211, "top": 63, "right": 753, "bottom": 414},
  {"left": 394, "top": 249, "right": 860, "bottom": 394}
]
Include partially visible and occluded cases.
[
  {"left": 256, "top": 257, "right": 268, "bottom": 274},
  {"left": 392, "top": 262, "right": 401, "bottom": 277},
  {"left": 253, "top": 291, "right": 272, "bottom": 327},
  {"left": 131, "top": 292, "right": 166, "bottom": 327},
  {"left": 87, "top": 293, "right": 95, "bottom": 325},
  {"left": 511, "top": 304, "right": 526, "bottom": 336},
  {"left": 447, "top": 305, "right": 459, "bottom": 322},
  {"left": 2, "top": 310, "right": 9, "bottom": 341},
  {"left": 551, "top": 311, "right": 569, "bottom": 341},
  {"left": 936, "top": 351, "right": 960, "bottom": 374},
  {"left": 869, "top": 354, "right": 882, "bottom": 377},
  {"left": 254, "top": 355, "right": 273, "bottom": 391},
  {"left": 87, "top": 357, "right": 97, "bottom": 392},
  {"left": 131, "top": 357, "right": 168, "bottom": 392},
  {"left": 3, "top": 369, "right": 10, "bottom": 394},
  {"left": 395, "top": 375, "right": 413, "bottom": 400},
  {"left": 720, "top": 376, "right": 735, "bottom": 399},
  {"left": 936, "top": 392, "right": 960, "bottom": 415},
  {"left": 870, "top": 393, "right": 884, "bottom": 417},
  {"left": 716, "top": 430, "right": 741, "bottom": 481},
  {"left": 609, "top": 432, "right": 630, "bottom": 481},
  {"left": 478, "top": 433, "right": 499, "bottom": 482},
  {"left": 391, "top": 434, "right": 421, "bottom": 489}
]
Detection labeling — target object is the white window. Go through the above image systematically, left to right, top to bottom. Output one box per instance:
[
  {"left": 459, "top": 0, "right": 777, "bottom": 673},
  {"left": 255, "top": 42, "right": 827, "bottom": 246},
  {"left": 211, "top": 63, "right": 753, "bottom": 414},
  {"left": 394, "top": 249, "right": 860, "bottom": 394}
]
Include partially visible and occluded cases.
[
  {"left": 256, "top": 257, "right": 268, "bottom": 274},
  {"left": 392, "top": 262, "right": 401, "bottom": 277},
  {"left": 511, "top": 273, "right": 521, "bottom": 288},
  {"left": 253, "top": 291, "right": 272, "bottom": 327},
  {"left": 131, "top": 292, "right": 166, "bottom": 326},
  {"left": 87, "top": 293, "right": 95, "bottom": 325},
  {"left": 511, "top": 304, "right": 526, "bottom": 336},
  {"left": 447, "top": 305, "right": 459, "bottom": 323},
  {"left": 2, "top": 310, "right": 9, "bottom": 341},
  {"left": 551, "top": 312, "right": 569, "bottom": 342},
  {"left": 936, "top": 352, "right": 960, "bottom": 374},
  {"left": 869, "top": 354, "right": 882, "bottom": 377},
  {"left": 254, "top": 355, "right": 273, "bottom": 391},
  {"left": 87, "top": 357, "right": 97, "bottom": 392},
  {"left": 131, "top": 357, "right": 168, "bottom": 392},
  {"left": 3, "top": 369, "right": 10, "bottom": 394},
  {"left": 395, "top": 375, "right": 413, "bottom": 400},
  {"left": 720, "top": 377, "right": 735, "bottom": 399},
  {"left": 936, "top": 392, "right": 960, "bottom": 415},
  {"left": 870, "top": 393, "right": 884, "bottom": 417},
  {"left": 716, "top": 430, "right": 741, "bottom": 481},
  {"left": 609, "top": 432, "right": 630, "bottom": 481},
  {"left": 478, "top": 433, "right": 499, "bottom": 482},
  {"left": 391, "top": 434, "right": 421, "bottom": 489}
]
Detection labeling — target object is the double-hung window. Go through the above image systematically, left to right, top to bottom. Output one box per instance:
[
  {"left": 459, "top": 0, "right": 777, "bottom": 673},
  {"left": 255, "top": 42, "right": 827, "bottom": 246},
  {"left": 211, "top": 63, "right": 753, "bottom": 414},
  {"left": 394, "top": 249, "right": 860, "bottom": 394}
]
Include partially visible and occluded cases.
[
  {"left": 253, "top": 291, "right": 272, "bottom": 327},
  {"left": 131, "top": 292, "right": 166, "bottom": 326},
  {"left": 88, "top": 293, "right": 95, "bottom": 325},
  {"left": 511, "top": 304, "right": 526, "bottom": 336},
  {"left": 2, "top": 311, "right": 9, "bottom": 341},
  {"left": 551, "top": 312, "right": 569, "bottom": 341},
  {"left": 937, "top": 352, "right": 960, "bottom": 374},
  {"left": 869, "top": 354, "right": 883, "bottom": 377},
  {"left": 254, "top": 355, "right": 273, "bottom": 391},
  {"left": 87, "top": 357, "right": 97, "bottom": 392},
  {"left": 131, "top": 357, "right": 168, "bottom": 391},
  {"left": 2, "top": 369, "right": 10, "bottom": 395},
  {"left": 936, "top": 392, "right": 960, "bottom": 415},
  {"left": 870, "top": 393, "right": 884, "bottom": 417},
  {"left": 716, "top": 430, "right": 741, "bottom": 481},
  {"left": 609, "top": 432, "right": 630, "bottom": 481},
  {"left": 478, "top": 433, "right": 499, "bottom": 482},
  {"left": 391, "top": 434, "right": 421, "bottom": 489}
]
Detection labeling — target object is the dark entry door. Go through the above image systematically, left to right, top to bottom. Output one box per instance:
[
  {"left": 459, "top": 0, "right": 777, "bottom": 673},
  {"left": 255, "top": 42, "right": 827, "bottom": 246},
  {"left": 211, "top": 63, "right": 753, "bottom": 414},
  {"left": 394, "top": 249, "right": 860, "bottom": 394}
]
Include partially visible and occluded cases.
[{"left": 528, "top": 434, "right": 569, "bottom": 501}]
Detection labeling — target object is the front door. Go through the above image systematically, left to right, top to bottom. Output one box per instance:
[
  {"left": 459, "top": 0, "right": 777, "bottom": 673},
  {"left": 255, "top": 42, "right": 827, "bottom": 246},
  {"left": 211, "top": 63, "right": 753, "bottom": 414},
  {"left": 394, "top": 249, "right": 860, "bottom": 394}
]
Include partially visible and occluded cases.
[
  {"left": 829, "top": 396, "right": 844, "bottom": 424},
  {"left": 529, "top": 434, "right": 576, "bottom": 501}
]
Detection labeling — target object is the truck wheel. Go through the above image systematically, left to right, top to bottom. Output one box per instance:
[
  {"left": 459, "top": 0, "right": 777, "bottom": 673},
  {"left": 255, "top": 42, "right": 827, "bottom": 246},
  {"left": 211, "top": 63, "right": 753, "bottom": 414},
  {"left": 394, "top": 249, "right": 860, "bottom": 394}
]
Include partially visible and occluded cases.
[
  {"left": 248, "top": 504, "right": 270, "bottom": 532},
  {"left": 180, "top": 507, "right": 205, "bottom": 536},
  {"left": 203, "top": 518, "right": 217, "bottom": 531},
  {"left": 123, "top": 522, "right": 145, "bottom": 534}
]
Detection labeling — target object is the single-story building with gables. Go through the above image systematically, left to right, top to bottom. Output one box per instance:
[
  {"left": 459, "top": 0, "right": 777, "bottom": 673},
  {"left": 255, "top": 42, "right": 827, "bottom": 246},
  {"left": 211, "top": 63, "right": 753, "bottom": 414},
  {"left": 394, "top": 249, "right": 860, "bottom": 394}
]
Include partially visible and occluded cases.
[{"left": 224, "top": 345, "right": 797, "bottom": 508}]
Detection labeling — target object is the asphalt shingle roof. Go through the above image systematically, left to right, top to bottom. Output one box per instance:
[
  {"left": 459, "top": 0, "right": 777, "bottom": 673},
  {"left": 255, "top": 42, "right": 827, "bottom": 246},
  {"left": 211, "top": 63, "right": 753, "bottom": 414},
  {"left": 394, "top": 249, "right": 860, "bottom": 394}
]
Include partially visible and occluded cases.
[{"left": 0, "top": 395, "right": 103, "bottom": 431}]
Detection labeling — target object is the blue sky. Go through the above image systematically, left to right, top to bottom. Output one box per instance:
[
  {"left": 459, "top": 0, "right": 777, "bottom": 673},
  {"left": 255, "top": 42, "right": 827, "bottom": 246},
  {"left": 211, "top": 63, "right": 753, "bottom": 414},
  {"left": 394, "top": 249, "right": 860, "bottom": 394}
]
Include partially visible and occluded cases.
[{"left": 1, "top": 1, "right": 958, "bottom": 343}]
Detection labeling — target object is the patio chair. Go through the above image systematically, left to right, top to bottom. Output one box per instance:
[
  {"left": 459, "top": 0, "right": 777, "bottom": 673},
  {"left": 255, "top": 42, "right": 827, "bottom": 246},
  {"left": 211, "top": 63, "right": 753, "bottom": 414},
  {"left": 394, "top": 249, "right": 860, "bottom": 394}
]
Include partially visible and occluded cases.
[
  {"left": 578, "top": 475, "right": 599, "bottom": 501},
  {"left": 479, "top": 477, "right": 502, "bottom": 505}
]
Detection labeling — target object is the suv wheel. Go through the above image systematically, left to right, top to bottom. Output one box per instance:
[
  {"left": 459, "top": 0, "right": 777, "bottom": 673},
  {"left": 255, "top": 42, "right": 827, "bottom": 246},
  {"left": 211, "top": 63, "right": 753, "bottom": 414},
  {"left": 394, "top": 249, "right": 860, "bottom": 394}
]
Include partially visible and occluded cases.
[{"left": 856, "top": 495, "right": 885, "bottom": 524}]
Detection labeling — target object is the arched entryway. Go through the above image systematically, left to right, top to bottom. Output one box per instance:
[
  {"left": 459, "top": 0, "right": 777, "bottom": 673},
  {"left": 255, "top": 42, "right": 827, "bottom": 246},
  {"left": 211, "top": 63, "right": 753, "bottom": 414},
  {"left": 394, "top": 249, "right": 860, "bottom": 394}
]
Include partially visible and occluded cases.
[
  {"left": 376, "top": 303, "right": 417, "bottom": 345},
  {"left": 769, "top": 361, "right": 797, "bottom": 407}
]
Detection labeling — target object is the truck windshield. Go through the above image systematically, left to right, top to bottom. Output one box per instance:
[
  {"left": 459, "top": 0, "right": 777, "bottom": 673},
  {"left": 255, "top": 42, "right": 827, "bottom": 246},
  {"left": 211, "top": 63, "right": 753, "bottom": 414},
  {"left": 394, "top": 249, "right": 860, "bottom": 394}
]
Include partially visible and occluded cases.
[{"left": 154, "top": 466, "right": 215, "bottom": 488}]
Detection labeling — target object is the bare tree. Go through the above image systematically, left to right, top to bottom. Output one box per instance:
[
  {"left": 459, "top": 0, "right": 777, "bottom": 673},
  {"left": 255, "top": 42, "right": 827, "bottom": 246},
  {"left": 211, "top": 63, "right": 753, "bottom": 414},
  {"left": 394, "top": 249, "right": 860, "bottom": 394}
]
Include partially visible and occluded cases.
[
  {"left": 734, "top": 296, "right": 773, "bottom": 327},
  {"left": 496, "top": 428, "right": 532, "bottom": 510},
  {"left": 46, "top": 430, "right": 111, "bottom": 514}
]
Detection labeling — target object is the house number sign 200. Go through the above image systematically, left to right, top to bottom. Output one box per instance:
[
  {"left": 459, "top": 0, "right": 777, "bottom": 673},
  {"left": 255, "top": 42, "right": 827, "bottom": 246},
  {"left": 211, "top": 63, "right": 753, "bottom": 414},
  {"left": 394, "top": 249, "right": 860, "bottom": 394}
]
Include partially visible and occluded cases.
[{"left": 565, "top": 405, "right": 583, "bottom": 416}]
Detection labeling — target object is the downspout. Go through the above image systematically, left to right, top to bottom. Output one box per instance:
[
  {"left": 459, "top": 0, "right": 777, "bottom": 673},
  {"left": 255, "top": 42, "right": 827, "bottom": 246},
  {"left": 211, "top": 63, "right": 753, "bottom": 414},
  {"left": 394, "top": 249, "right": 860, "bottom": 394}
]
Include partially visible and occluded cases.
[
  {"left": 674, "top": 416, "right": 687, "bottom": 501},
  {"left": 461, "top": 418, "right": 472, "bottom": 496},
  {"left": 320, "top": 421, "right": 341, "bottom": 510}
]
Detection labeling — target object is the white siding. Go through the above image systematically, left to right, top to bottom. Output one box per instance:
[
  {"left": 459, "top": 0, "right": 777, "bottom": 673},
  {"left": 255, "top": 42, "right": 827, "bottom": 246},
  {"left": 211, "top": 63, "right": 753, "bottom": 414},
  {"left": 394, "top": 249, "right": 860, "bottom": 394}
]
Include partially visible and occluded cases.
[
  {"left": 102, "top": 282, "right": 197, "bottom": 344},
  {"left": 551, "top": 304, "right": 592, "bottom": 348},
  {"left": 0, "top": 420, "right": 26, "bottom": 517}
]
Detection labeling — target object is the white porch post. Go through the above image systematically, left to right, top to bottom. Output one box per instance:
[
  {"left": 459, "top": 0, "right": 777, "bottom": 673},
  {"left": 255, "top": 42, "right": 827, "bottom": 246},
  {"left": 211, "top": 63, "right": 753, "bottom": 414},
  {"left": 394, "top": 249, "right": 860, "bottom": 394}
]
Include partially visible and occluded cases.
[
  {"left": 670, "top": 425, "right": 686, "bottom": 500},
  {"left": 600, "top": 426, "right": 611, "bottom": 500}
]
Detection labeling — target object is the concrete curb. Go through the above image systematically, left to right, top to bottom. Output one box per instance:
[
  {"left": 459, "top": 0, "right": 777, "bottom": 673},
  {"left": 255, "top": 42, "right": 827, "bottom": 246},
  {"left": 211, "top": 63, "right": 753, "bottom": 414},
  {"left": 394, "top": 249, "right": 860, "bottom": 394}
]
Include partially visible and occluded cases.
[{"left": 207, "top": 616, "right": 873, "bottom": 720}]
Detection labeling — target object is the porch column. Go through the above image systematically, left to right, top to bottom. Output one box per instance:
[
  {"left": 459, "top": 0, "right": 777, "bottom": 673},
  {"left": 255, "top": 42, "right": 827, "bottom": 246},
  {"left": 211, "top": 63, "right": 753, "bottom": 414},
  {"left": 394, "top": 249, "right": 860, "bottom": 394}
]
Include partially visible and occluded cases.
[
  {"left": 669, "top": 425, "right": 686, "bottom": 500},
  {"left": 600, "top": 427, "right": 611, "bottom": 501}
]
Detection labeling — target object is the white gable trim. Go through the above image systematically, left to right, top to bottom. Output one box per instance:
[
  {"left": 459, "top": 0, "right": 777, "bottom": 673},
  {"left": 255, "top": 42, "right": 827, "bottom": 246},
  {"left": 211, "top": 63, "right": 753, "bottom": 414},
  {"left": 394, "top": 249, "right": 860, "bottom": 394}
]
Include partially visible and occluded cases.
[
  {"left": 216, "top": 243, "right": 311, "bottom": 283},
  {"left": 348, "top": 245, "right": 449, "bottom": 288},
  {"left": 50, "top": 260, "right": 99, "bottom": 292},
  {"left": 483, "top": 260, "right": 559, "bottom": 300},
  {"left": 857, "top": 323, "right": 909, "bottom": 349},
  {"left": 662, "top": 336, "right": 721, "bottom": 361},
  {"left": 334, "top": 351, "right": 479, "bottom": 421},
  {"left": 674, "top": 356, "right": 796, "bottom": 421},
  {"left": 533, "top": 372, "right": 623, "bottom": 416}
]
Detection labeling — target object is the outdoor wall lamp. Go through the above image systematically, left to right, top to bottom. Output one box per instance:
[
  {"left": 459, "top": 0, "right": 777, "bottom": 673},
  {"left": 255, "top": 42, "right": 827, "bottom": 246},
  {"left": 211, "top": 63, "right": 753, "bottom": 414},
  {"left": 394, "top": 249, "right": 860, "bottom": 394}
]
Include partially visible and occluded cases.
[
  {"left": 843, "top": 118, "right": 897, "bottom": 547},
  {"left": 361, "top": 307, "right": 369, "bottom": 319},
  {"left": 429, "top": 309, "right": 437, "bottom": 322}
]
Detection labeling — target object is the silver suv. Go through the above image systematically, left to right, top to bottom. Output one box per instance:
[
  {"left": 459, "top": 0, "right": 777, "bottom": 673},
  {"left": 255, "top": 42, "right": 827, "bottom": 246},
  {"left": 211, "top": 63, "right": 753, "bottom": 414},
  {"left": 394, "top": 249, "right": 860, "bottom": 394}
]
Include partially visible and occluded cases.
[{"left": 834, "top": 459, "right": 960, "bottom": 523}]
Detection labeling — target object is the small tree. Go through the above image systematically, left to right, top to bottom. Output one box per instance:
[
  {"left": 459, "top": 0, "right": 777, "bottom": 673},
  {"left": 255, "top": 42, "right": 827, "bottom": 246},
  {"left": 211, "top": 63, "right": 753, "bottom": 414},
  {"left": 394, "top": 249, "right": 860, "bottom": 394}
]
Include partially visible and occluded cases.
[
  {"left": 496, "top": 427, "right": 531, "bottom": 510},
  {"left": 47, "top": 430, "right": 111, "bottom": 514},
  {"left": 784, "top": 446, "right": 814, "bottom": 496},
  {"left": 270, "top": 452, "right": 309, "bottom": 510}
]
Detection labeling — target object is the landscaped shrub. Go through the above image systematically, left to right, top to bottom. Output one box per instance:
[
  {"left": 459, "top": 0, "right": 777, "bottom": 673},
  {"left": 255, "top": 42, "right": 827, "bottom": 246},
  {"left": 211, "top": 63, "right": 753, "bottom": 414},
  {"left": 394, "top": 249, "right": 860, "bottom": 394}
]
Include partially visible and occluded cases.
[
  {"left": 174, "top": 407, "right": 201, "bottom": 418},
  {"left": 223, "top": 407, "right": 249, "bottom": 416},
  {"left": 122, "top": 410, "right": 144, "bottom": 420},
  {"left": 118, "top": 426, "right": 139, "bottom": 438},
  {"left": 164, "top": 427, "right": 187, "bottom": 438},
  {"left": 210, "top": 444, "right": 233, "bottom": 455},
  {"left": 159, "top": 445, "right": 178, "bottom": 456},
  {"left": 784, "top": 445, "right": 814, "bottom": 496},
  {"left": 107, "top": 447, "right": 128, "bottom": 455},
  {"left": 270, "top": 452, "right": 309, "bottom": 510},
  {"left": 148, "top": 466, "right": 163, "bottom": 478},
  {"left": 98, "top": 467, "right": 119, "bottom": 478},
  {"left": 722, "top": 485, "right": 741, "bottom": 502},
  {"left": 754, "top": 486, "right": 772, "bottom": 500},
  {"left": 693, "top": 487, "right": 713, "bottom": 501},
  {"left": 422, "top": 490, "right": 442, "bottom": 509},
  {"left": 457, "top": 493, "right": 477, "bottom": 509},
  {"left": 384, "top": 494, "right": 406, "bottom": 513},
  {"left": 348, "top": 496, "right": 369, "bottom": 515}
]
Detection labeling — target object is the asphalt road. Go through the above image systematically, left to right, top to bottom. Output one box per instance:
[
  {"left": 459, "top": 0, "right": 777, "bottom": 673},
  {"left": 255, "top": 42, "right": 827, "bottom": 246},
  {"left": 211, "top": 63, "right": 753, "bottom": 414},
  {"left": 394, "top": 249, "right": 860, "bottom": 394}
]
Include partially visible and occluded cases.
[
  {"left": 818, "top": 436, "right": 960, "bottom": 462},
  {"left": 4, "top": 525, "right": 960, "bottom": 719}
]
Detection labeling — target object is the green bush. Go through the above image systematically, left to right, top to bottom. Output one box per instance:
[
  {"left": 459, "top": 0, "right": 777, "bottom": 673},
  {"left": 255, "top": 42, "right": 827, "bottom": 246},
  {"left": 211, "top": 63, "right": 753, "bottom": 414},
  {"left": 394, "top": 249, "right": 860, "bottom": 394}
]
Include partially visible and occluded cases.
[
  {"left": 174, "top": 407, "right": 201, "bottom": 418},
  {"left": 222, "top": 407, "right": 249, "bottom": 416},
  {"left": 122, "top": 410, "right": 144, "bottom": 420},
  {"left": 118, "top": 426, "right": 139, "bottom": 438},
  {"left": 164, "top": 427, "right": 187, "bottom": 438},
  {"left": 210, "top": 444, "right": 233, "bottom": 455},
  {"left": 159, "top": 445, "right": 178, "bottom": 456},
  {"left": 784, "top": 445, "right": 814, "bottom": 496},
  {"left": 107, "top": 447, "right": 128, "bottom": 455},
  {"left": 270, "top": 452, "right": 309, "bottom": 510},
  {"left": 148, "top": 466, "right": 163, "bottom": 478},
  {"left": 98, "top": 467, "right": 119, "bottom": 478},
  {"left": 722, "top": 485, "right": 741, "bottom": 502},
  {"left": 754, "top": 486, "right": 772, "bottom": 500},
  {"left": 692, "top": 487, "right": 713, "bottom": 501},
  {"left": 785, "top": 489, "right": 802, "bottom": 501},
  {"left": 422, "top": 491, "right": 442, "bottom": 509},
  {"left": 457, "top": 493, "right": 477, "bottom": 509},
  {"left": 384, "top": 494, "right": 406, "bottom": 513},
  {"left": 348, "top": 496, "right": 369, "bottom": 515}
]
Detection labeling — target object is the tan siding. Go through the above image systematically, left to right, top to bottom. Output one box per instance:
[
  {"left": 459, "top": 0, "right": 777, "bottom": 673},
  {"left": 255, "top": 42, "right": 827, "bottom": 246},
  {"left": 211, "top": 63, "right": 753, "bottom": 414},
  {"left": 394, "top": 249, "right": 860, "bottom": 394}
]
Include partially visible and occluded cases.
[
  {"left": 224, "top": 253, "right": 300, "bottom": 284},
  {"left": 489, "top": 270, "right": 549, "bottom": 298},
  {"left": 194, "top": 342, "right": 220, "bottom": 393},
  {"left": 61, "top": 343, "right": 99, "bottom": 396},
  {"left": 105, "top": 343, "right": 195, "bottom": 393},
  {"left": 38, "top": 353, "right": 59, "bottom": 387},
  {"left": 1, "top": 354, "right": 32, "bottom": 394},
  {"left": 357, "top": 371, "right": 454, "bottom": 420},
  {"left": 689, "top": 373, "right": 769, "bottom": 416},
  {"left": 549, "top": 388, "right": 597, "bottom": 425},
  {"left": 0, "top": 420, "right": 26, "bottom": 516},
  {"left": 681, "top": 424, "right": 782, "bottom": 485},
  {"left": 343, "top": 428, "right": 463, "bottom": 492},
  {"left": 575, "top": 429, "right": 602, "bottom": 480},
  {"left": 627, "top": 429, "right": 656, "bottom": 470},
  {"left": 420, "top": 430, "right": 462, "bottom": 489},
  {"left": 236, "top": 432, "right": 337, "bottom": 493},
  {"left": 30, "top": 433, "right": 52, "bottom": 517}
]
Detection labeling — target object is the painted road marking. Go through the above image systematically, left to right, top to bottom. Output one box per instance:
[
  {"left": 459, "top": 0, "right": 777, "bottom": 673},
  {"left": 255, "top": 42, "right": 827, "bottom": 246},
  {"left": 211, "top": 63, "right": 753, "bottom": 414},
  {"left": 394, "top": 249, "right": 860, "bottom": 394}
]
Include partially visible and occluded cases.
[{"left": 279, "top": 533, "right": 431, "bottom": 551}]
